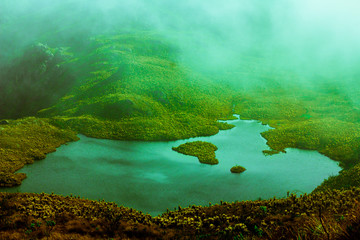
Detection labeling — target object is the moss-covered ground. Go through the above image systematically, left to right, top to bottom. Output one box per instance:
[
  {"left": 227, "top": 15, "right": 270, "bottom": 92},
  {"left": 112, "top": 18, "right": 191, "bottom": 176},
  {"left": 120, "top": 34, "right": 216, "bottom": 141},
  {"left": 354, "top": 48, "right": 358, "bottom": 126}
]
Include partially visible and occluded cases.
[
  {"left": 37, "top": 33, "right": 235, "bottom": 141},
  {"left": 233, "top": 87, "right": 360, "bottom": 190},
  {"left": 0, "top": 118, "right": 78, "bottom": 187},
  {"left": 172, "top": 141, "right": 219, "bottom": 165},
  {"left": 230, "top": 165, "right": 246, "bottom": 173},
  {"left": 1, "top": 188, "right": 360, "bottom": 239}
]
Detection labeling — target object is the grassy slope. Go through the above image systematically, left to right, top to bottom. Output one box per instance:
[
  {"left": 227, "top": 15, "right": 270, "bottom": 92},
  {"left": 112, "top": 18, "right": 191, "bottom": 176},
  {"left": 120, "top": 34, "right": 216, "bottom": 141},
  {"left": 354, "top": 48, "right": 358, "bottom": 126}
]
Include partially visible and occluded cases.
[
  {"left": 1, "top": 29, "right": 360, "bottom": 239},
  {"left": 0, "top": 32, "right": 234, "bottom": 185},
  {"left": 38, "top": 33, "right": 235, "bottom": 141},
  {"left": 233, "top": 87, "right": 360, "bottom": 190},
  {"left": 0, "top": 118, "right": 78, "bottom": 187}
]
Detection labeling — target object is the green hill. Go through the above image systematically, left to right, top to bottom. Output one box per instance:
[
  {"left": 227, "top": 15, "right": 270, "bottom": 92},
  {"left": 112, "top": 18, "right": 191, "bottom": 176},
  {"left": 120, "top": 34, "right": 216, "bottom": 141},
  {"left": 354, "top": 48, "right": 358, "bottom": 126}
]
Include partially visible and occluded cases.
[{"left": 36, "top": 32, "right": 235, "bottom": 140}]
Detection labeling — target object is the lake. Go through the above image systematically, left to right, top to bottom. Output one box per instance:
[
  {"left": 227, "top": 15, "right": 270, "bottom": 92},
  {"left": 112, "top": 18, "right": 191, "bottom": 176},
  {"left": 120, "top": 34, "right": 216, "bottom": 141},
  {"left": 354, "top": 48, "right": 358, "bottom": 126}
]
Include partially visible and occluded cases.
[{"left": 1, "top": 116, "right": 341, "bottom": 216}]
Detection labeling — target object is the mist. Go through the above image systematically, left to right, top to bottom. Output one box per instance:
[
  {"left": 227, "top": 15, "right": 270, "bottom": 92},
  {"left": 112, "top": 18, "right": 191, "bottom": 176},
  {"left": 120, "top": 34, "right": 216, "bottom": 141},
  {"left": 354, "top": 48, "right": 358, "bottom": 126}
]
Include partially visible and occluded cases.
[
  {"left": 1, "top": 0, "right": 360, "bottom": 92},
  {"left": 2, "top": 2, "right": 360, "bottom": 234}
]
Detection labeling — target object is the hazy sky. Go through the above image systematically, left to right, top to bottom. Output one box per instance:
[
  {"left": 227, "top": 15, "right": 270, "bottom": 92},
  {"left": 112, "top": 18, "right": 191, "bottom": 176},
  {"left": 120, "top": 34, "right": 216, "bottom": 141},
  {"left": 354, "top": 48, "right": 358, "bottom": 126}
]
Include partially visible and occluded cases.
[{"left": 1, "top": 0, "right": 360, "bottom": 91}]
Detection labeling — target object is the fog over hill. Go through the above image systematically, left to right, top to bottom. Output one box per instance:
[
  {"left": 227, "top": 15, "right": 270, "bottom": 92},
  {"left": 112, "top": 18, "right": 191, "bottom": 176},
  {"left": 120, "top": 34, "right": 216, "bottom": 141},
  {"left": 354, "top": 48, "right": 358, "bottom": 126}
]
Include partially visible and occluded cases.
[
  {"left": 1, "top": 0, "right": 359, "bottom": 98},
  {"left": 1, "top": 3, "right": 360, "bottom": 239}
]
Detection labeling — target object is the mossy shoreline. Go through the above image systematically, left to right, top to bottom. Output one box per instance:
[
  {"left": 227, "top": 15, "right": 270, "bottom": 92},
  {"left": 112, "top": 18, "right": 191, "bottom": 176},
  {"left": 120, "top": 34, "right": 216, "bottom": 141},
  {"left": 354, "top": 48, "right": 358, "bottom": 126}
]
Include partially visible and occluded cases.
[
  {"left": 234, "top": 88, "right": 360, "bottom": 190},
  {"left": 0, "top": 114, "right": 234, "bottom": 187},
  {"left": 49, "top": 114, "right": 234, "bottom": 141},
  {"left": 0, "top": 117, "right": 78, "bottom": 187}
]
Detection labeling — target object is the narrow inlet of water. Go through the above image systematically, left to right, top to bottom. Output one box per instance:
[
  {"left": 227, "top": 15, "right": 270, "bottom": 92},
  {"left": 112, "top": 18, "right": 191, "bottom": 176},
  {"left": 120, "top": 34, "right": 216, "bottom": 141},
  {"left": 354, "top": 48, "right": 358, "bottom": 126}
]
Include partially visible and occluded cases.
[{"left": 1, "top": 116, "right": 341, "bottom": 216}]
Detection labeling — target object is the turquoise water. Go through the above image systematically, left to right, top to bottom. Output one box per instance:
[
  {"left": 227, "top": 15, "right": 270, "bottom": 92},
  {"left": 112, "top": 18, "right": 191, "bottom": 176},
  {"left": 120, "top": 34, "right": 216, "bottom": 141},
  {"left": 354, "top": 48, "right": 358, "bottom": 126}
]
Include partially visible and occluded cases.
[{"left": 1, "top": 116, "right": 341, "bottom": 216}]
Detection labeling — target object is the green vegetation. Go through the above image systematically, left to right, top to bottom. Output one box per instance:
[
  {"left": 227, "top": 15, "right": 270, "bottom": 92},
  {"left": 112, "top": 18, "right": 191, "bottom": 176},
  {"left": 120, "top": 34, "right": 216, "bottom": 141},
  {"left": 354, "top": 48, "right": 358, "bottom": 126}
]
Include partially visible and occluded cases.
[
  {"left": 1, "top": 1, "right": 360, "bottom": 239},
  {"left": 0, "top": 32, "right": 236, "bottom": 187},
  {"left": 0, "top": 33, "right": 359, "bottom": 240},
  {"left": 1, "top": 33, "right": 358, "bottom": 198},
  {"left": 36, "top": 33, "right": 235, "bottom": 141},
  {"left": 233, "top": 87, "right": 360, "bottom": 190},
  {"left": 49, "top": 114, "right": 223, "bottom": 141},
  {"left": 217, "top": 115, "right": 238, "bottom": 121},
  {"left": 0, "top": 118, "right": 78, "bottom": 187},
  {"left": 216, "top": 121, "right": 235, "bottom": 130},
  {"left": 172, "top": 141, "right": 219, "bottom": 165},
  {"left": 315, "top": 163, "right": 360, "bottom": 192},
  {"left": 230, "top": 165, "right": 246, "bottom": 173},
  {"left": 1, "top": 188, "right": 360, "bottom": 239}
]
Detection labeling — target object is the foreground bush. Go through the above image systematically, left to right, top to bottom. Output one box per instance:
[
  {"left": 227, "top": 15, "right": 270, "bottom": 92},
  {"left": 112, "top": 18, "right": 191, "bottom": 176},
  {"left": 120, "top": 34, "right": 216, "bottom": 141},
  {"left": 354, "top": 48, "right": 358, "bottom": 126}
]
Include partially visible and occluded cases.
[{"left": 1, "top": 188, "right": 360, "bottom": 239}]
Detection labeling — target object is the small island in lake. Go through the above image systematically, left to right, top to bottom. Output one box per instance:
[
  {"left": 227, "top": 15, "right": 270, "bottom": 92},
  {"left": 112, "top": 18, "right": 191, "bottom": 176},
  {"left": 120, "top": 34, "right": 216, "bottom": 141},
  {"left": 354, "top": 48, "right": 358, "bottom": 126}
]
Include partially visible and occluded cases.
[
  {"left": 172, "top": 141, "right": 219, "bottom": 165},
  {"left": 230, "top": 165, "right": 246, "bottom": 173}
]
